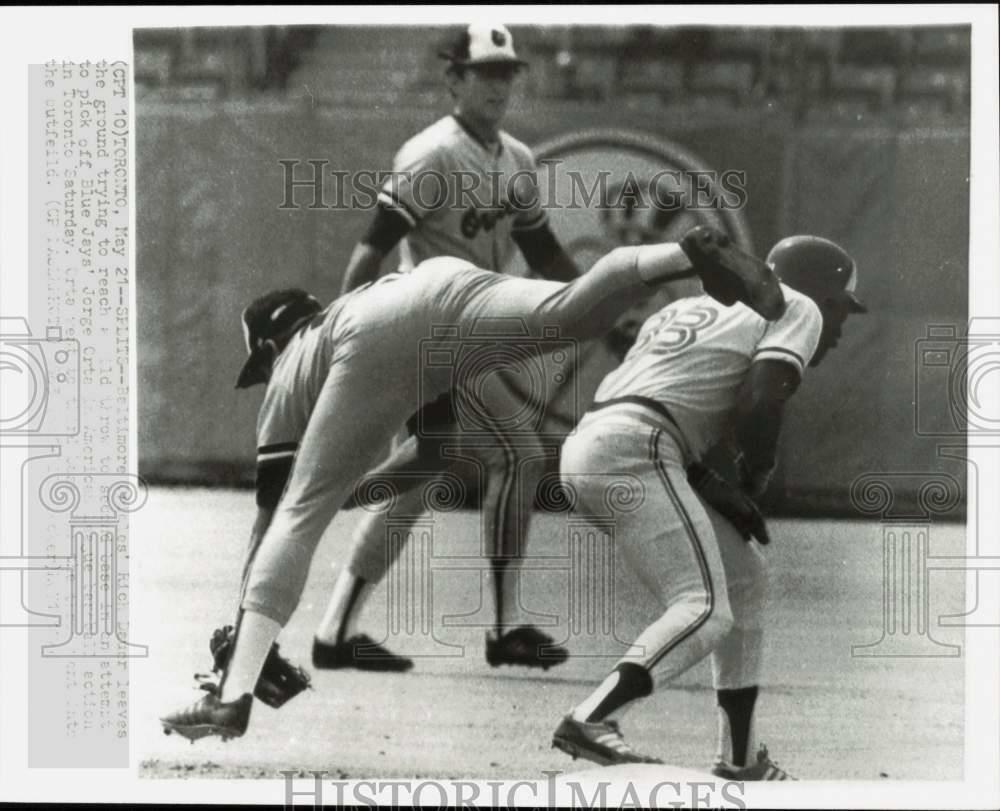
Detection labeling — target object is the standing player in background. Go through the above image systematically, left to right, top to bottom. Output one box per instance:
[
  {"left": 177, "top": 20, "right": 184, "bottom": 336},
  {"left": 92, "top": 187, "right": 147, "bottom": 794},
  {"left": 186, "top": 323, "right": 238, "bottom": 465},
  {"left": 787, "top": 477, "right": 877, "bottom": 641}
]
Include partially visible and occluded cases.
[
  {"left": 313, "top": 24, "right": 584, "bottom": 673},
  {"left": 551, "top": 236, "right": 865, "bottom": 779}
]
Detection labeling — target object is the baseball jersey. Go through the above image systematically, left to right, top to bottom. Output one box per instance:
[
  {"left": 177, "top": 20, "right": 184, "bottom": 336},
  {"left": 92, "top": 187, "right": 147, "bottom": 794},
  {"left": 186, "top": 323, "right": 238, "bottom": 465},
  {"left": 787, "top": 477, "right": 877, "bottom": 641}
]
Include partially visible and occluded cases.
[
  {"left": 377, "top": 115, "right": 547, "bottom": 273},
  {"left": 252, "top": 259, "right": 517, "bottom": 506},
  {"left": 594, "top": 285, "right": 823, "bottom": 458},
  {"left": 253, "top": 296, "right": 349, "bottom": 499}
]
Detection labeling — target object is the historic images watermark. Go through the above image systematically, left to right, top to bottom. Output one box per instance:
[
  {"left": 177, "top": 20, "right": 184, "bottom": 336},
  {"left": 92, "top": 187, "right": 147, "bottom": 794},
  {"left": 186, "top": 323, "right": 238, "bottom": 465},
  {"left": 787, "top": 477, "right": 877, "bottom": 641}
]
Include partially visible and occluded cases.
[
  {"left": 276, "top": 159, "right": 749, "bottom": 214},
  {"left": 0, "top": 318, "right": 80, "bottom": 437},
  {"left": 850, "top": 318, "right": 1000, "bottom": 658},
  {"left": 913, "top": 319, "right": 1000, "bottom": 437},
  {"left": 281, "top": 769, "right": 748, "bottom": 809}
]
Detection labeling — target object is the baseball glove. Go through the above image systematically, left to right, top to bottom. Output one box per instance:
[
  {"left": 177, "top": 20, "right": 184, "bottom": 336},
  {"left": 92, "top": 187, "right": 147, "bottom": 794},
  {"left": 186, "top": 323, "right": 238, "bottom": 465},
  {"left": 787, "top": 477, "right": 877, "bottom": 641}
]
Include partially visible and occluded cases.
[
  {"left": 679, "top": 226, "right": 785, "bottom": 321},
  {"left": 687, "top": 461, "right": 771, "bottom": 545},
  {"left": 208, "top": 625, "right": 311, "bottom": 708}
]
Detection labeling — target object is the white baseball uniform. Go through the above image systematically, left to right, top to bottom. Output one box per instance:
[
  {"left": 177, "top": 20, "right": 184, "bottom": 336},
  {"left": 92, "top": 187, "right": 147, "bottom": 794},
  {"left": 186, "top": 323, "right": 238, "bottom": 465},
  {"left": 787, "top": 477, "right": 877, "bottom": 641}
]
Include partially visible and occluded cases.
[
  {"left": 379, "top": 114, "right": 547, "bottom": 273},
  {"left": 348, "top": 115, "right": 553, "bottom": 592},
  {"left": 560, "top": 286, "right": 821, "bottom": 691}
]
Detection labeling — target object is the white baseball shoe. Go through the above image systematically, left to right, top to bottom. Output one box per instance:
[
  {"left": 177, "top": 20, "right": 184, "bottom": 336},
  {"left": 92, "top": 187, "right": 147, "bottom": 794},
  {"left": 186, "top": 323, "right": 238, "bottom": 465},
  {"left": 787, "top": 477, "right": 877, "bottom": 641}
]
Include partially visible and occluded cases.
[{"left": 711, "top": 743, "right": 797, "bottom": 780}]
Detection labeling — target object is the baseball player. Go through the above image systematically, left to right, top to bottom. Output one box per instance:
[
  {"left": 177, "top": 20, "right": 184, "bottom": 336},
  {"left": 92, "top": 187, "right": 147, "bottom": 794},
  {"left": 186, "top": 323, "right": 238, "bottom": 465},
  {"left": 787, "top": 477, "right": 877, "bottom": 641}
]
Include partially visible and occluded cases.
[
  {"left": 314, "top": 23, "right": 586, "bottom": 673},
  {"left": 158, "top": 225, "right": 785, "bottom": 742},
  {"left": 550, "top": 236, "right": 866, "bottom": 780}
]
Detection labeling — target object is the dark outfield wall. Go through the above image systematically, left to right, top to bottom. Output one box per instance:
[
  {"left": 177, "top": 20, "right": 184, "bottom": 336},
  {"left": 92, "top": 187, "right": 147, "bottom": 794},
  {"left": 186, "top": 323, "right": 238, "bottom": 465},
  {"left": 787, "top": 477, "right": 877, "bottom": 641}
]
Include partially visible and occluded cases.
[{"left": 136, "top": 98, "right": 968, "bottom": 517}]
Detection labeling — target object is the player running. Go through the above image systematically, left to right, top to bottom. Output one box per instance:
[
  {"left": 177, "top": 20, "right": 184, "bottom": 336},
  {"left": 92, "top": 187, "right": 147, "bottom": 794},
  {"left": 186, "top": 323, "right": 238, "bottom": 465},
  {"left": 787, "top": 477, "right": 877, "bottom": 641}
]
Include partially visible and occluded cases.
[
  {"left": 315, "top": 23, "right": 586, "bottom": 673},
  {"left": 159, "top": 226, "right": 785, "bottom": 743},
  {"left": 550, "top": 236, "right": 866, "bottom": 779}
]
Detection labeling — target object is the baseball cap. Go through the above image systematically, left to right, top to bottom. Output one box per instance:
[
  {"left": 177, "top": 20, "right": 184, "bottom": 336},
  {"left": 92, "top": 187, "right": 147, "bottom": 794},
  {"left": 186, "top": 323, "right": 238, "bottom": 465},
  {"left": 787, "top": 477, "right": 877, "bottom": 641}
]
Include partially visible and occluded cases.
[
  {"left": 438, "top": 23, "right": 527, "bottom": 67},
  {"left": 767, "top": 236, "right": 867, "bottom": 313},
  {"left": 235, "top": 288, "right": 323, "bottom": 389}
]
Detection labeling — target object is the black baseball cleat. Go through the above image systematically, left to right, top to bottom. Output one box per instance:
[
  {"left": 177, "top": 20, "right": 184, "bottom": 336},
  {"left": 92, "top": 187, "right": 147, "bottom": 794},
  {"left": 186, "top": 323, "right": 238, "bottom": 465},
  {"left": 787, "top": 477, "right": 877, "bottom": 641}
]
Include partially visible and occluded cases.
[
  {"left": 680, "top": 225, "right": 786, "bottom": 321},
  {"left": 485, "top": 625, "right": 569, "bottom": 671},
  {"left": 311, "top": 634, "right": 414, "bottom": 672},
  {"left": 160, "top": 689, "right": 252, "bottom": 743},
  {"left": 551, "top": 715, "right": 664, "bottom": 766}
]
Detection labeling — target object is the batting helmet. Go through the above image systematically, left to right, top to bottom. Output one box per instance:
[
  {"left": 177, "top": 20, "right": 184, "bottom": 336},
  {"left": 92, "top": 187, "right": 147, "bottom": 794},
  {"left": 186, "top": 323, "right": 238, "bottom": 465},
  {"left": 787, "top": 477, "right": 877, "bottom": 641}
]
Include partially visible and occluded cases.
[
  {"left": 438, "top": 23, "right": 527, "bottom": 68},
  {"left": 767, "top": 236, "right": 867, "bottom": 313},
  {"left": 235, "top": 288, "right": 323, "bottom": 389}
]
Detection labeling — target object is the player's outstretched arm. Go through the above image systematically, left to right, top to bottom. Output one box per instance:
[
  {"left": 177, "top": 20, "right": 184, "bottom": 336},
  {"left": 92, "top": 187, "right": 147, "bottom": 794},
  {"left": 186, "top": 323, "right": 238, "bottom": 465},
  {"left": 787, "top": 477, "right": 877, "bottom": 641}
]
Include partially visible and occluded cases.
[
  {"left": 339, "top": 204, "right": 413, "bottom": 294},
  {"left": 340, "top": 243, "right": 386, "bottom": 295},
  {"left": 731, "top": 359, "right": 802, "bottom": 498}
]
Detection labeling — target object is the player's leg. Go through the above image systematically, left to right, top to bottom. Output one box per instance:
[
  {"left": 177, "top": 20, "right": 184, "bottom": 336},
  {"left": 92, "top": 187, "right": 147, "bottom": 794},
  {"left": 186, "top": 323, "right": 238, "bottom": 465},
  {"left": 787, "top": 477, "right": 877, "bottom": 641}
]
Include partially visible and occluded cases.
[
  {"left": 456, "top": 237, "right": 781, "bottom": 346},
  {"left": 457, "top": 245, "right": 677, "bottom": 343},
  {"left": 215, "top": 340, "right": 431, "bottom": 720},
  {"left": 460, "top": 375, "right": 568, "bottom": 668},
  {"left": 354, "top": 392, "right": 458, "bottom": 491},
  {"left": 312, "top": 400, "right": 458, "bottom": 671},
  {"left": 552, "top": 416, "right": 733, "bottom": 765},
  {"left": 573, "top": 425, "right": 733, "bottom": 715},
  {"left": 313, "top": 477, "right": 454, "bottom": 672},
  {"left": 310, "top": 493, "right": 427, "bottom": 672},
  {"left": 704, "top": 507, "right": 793, "bottom": 779},
  {"left": 704, "top": 507, "right": 767, "bottom": 769}
]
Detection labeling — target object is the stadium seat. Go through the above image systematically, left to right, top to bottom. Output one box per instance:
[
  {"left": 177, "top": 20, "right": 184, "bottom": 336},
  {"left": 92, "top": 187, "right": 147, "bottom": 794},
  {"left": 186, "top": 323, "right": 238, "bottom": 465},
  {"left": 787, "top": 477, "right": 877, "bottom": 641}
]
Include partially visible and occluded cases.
[
  {"left": 508, "top": 24, "right": 561, "bottom": 54},
  {"left": 569, "top": 25, "right": 633, "bottom": 52},
  {"left": 911, "top": 26, "right": 970, "bottom": 67},
  {"left": 133, "top": 28, "right": 184, "bottom": 53},
  {"left": 711, "top": 28, "right": 775, "bottom": 99},
  {"left": 712, "top": 28, "right": 773, "bottom": 62},
  {"left": 839, "top": 28, "right": 911, "bottom": 69},
  {"left": 780, "top": 29, "right": 842, "bottom": 108},
  {"left": 798, "top": 29, "right": 843, "bottom": 64},
  {"left": 757, "top": 30, "right": 804, "bottom": 105},
  {"left": 134, "top": 47, "right": 173, "bottom": 85},
  {"left": 183, "top": 49, "right": 230, "bottom": 78},
  {"left": 567, "top": 53, "right": 618, "bottom": 101},
  {"left": 525, "top": 56, "right": 573, "bottom": 100},
  {"left": 618, "top": 59, "right": 685, "bottom": 102},
  {"left": 687, "top": 61, "right": 756, "bottom": 105},
  {"left": 827, "top": 65, "right": 897, "bottom": 111},
  {"left": 898, "top": 67, "right": 970, "bottom": 113},
  {"left": 132, "top": 80, "right": 155, "bottom": 99},
  {"left": 164, "top": 82, "right": 226, "bottom": 102},
  {"left": 620, "top": 91, "right": 667, "bottom": 110},
  {"left": 803, "top": 97, "right": 879, "bottom": 123},
  {"left": 898, "top": 97, "right": 953, "bottom": 124}
]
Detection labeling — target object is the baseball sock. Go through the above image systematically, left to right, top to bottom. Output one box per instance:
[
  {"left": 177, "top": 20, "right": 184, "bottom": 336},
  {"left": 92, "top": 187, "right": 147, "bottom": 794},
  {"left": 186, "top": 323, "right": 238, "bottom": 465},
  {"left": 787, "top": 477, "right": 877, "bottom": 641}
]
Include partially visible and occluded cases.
[
  {"left": 635, "top": 243, "right": 698, "bottom": 286},
  {"left": 490, "top": 558, "right": 512, "bottom": 637},
  {"left": 315, "top": 567, "right": 370, "bottom": 645},
  {"left": 219, "top": 611, "right": 281, "bottom": 702},
  {"left": 571, "top": 662, "right": 653, "bottom": 722},
  {"left": 716, "top": 686, "right": 759, "bottom": 767}
]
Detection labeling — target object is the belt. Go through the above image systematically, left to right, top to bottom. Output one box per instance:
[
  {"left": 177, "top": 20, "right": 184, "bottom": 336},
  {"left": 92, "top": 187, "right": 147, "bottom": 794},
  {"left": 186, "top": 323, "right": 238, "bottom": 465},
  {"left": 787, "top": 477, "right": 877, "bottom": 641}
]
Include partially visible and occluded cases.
[{"left": 582, "top": 396, "right": 692, "bottom": 460}]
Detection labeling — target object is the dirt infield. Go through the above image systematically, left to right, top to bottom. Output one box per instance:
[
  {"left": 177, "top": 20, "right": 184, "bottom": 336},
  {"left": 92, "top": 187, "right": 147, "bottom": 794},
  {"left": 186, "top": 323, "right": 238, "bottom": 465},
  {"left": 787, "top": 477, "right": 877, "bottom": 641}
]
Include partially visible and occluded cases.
[{"left": 135, "top": 487, "right": 964, "bottom": 781}]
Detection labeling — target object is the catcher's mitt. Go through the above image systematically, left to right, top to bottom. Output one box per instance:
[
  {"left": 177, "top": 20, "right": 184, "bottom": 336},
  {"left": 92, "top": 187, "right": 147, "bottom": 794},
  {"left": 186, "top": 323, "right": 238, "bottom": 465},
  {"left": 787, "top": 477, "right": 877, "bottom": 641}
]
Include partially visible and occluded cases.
[
  {"left": 688, "top": 461, "right": 771, "bottom": 545},
  {"left": 209, "top": 625, "right": 311, "bottom": 708}
]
